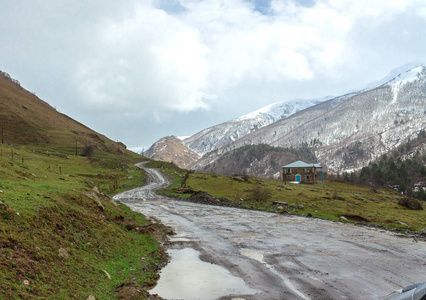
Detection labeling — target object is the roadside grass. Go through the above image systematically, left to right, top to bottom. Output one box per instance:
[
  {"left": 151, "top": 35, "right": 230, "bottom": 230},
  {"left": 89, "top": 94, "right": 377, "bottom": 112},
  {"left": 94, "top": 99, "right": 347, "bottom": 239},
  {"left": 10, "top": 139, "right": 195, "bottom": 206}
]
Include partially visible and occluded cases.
[
  {"left": 0, "top": 144, "right": 166, "bottom": 299},
  {"left": 161, "top": 171, "right": 425, "bottom": 231}
]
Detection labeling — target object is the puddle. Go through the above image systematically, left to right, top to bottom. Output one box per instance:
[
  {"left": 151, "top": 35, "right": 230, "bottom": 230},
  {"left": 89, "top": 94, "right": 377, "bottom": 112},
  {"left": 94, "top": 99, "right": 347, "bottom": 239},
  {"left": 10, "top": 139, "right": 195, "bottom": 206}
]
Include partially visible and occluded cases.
[{"left": 151, "top": 248, "right": 257, "bottom": 300}]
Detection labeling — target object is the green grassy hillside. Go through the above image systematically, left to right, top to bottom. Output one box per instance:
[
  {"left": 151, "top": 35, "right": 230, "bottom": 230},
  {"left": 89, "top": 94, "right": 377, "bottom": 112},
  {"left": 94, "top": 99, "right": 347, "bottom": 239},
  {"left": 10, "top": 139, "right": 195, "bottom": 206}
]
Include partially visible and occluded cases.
[
  {"left": 0, "top": 71, "right": 129, "bottom": 155},
  {"left": 0, "top": 72, "right": 167, "bottom": 299},
  {"left": 0, "top": 144, "right": 167, "bottom": 299},
  {"left": 160, "top": 169, "right": 425, "bottom": 231}
]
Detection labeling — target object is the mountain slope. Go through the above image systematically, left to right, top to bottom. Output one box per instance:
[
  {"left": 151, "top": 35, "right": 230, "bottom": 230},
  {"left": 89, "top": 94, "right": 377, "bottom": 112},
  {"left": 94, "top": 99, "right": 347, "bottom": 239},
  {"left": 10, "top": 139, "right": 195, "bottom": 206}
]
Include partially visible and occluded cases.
[
  {"left": 194, "top": 66, "right": 426, "bottom": 174},
  {"left": 0, "top": 70, "right": 129, "bottom": 155},
  {"left": 182, "top": 97, "right": 335, "bottom": 156},
  {"left": 143, "top": 136, "right": 199, "bottom": 169},
  {"left": 197, "top": 143, "right": 317, "bottom": 179}
]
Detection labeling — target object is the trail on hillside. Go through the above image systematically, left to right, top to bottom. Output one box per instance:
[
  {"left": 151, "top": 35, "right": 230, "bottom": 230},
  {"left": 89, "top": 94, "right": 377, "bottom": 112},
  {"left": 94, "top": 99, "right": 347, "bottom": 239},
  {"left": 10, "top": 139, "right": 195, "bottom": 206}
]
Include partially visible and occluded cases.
[{"left": 114, "top": 164, "right": 426, "bottom": 300}]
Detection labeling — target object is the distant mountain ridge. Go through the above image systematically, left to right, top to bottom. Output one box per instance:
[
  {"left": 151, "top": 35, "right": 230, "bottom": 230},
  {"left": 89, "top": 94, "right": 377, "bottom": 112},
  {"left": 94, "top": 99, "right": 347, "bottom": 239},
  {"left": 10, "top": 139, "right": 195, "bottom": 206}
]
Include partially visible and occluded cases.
[
  {"left": 145, "top": 64, "right": 426, "bottom": 177},
  {"left": 192, "top": 65, "right": 426, "bottom": 176},
  {"left": 181, "top": 97, "right": 334, "bottom": 156}
]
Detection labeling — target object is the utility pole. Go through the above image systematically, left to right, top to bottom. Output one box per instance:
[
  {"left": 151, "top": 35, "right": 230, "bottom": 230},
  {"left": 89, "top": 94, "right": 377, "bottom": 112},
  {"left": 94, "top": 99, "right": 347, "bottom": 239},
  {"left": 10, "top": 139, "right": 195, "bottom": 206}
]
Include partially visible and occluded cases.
[{"left": 1, "top": 124, "right": 3, "bottom": 157}]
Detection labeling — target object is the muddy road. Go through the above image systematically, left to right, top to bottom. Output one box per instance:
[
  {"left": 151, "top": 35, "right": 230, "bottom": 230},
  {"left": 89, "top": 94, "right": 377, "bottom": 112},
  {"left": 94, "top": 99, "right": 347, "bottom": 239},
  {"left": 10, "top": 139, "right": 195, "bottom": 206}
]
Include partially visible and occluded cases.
[{"left": 114, "top": 164, "right": 426, "bottom": 300}]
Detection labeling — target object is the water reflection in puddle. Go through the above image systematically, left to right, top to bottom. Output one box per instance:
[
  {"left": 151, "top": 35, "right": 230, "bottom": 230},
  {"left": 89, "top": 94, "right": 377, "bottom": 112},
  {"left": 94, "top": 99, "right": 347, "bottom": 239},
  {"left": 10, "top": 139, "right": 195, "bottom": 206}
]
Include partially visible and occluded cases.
[{"left": 150, "top": 248, "right": 257, "bottom": 300}]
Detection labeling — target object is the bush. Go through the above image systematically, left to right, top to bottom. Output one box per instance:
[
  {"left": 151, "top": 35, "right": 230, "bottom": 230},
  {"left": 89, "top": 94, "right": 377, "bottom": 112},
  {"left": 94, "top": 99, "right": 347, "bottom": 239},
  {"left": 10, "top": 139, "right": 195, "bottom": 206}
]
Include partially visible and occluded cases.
[
  {"left": 82, "top": 145, "right": 95, "bottom": 157},
  {"left": 247, "top": 184, "right": 272, "bottom": 203}
]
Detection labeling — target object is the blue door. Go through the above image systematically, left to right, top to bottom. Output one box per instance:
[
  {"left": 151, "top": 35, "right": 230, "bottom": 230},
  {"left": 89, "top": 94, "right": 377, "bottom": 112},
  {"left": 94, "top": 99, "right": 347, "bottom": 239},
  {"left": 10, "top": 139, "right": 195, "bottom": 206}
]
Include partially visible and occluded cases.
[{"left": 295, "top": 174, "right": 301, "bottom": 182}]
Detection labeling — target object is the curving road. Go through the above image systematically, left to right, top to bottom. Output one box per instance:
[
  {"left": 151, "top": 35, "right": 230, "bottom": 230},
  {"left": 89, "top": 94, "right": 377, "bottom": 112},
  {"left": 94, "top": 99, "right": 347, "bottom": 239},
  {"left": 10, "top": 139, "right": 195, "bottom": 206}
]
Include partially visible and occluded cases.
[{"left": 114, "top": 164, "right": 426, "bottom": 300}]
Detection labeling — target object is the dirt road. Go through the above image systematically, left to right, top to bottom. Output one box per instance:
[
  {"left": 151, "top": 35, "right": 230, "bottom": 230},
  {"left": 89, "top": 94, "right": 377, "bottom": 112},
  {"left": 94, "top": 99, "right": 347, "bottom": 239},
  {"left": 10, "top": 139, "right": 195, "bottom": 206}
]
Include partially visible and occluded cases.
[{"left": 114, "top": 164, "right": 426, "bottom": 300}]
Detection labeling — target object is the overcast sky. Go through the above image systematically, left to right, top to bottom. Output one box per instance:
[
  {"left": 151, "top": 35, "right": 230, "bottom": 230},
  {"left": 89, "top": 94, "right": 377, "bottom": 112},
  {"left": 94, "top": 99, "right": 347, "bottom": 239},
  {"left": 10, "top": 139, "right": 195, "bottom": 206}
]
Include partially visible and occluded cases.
[{"left": 1, "top": 0, "right": 426, "bottom": 151}]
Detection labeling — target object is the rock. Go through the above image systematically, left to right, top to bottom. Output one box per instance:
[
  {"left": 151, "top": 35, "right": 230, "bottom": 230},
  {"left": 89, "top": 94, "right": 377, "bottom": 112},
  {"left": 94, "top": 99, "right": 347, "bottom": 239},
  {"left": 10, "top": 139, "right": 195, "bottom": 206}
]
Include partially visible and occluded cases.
[
  {"left": 127, "top": 176, "right": 133, "bottom": 180},
  {"left": 233, "top": 176, "right": 246, "bottom": 182},
  {"left": 85, "top": 180, "right": 95, "bottom": 188},
  {"left": 276, "top": 187, "right": 282, "bottom": 191},
  {"left": 285, "top": 187, "right": 293, "bottom": 191},
  {"left": 0, "top": 190, "right": 3, "bottom": 193},
  {"left": 84, "top": 192, "right": 104, "bottom": 210},
  {"left": 352, "top": 194, "right": 364, "bottom": 200},
  {"left": 333, "top": 195, "right": 346, "bottom": 201},
  {"left": 398, "top": 197, "right": 423, "bottom": 210},
  {"left": 0, "top": 200, "right": 7, "bottom": 209},
  {"left": 289, "top": 203, "right": 296, "bottom": 209},
  {"left": 298, "top": 204, "right": 305, "bottom": 209},
  {"left": 277, "top": 206, "right": 284, "bottom": 211},
  {"left": 307, "top": 213, "right": 313, "bottom": 217},
  {"left": 339, "top": 216, "right": 349, "bottom": 222},
  {"left": 396, "top": 221, "right": 408, "bottom": 227},
  {"left": 58, "top": 248, "right": 69, "bottom": 258},
  {"left": 103, "top": 270, "right": 111, "bottom": 280},
  {"left": 23, "top": 280, "right": 30, "bottom": 286},
  {"left": 117, "top": 285, "right": 140, "bottom": 299},
  {"left": 85, "top": 295, "right": 96, "bottom": 300}
]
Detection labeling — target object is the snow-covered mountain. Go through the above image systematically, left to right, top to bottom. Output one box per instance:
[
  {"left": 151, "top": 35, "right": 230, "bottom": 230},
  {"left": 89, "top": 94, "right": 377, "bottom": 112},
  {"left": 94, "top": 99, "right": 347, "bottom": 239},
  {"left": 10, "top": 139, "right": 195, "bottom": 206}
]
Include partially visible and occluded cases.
[
  {"left": 145, "top": 64, "right": 425, "bottom": 176},
  {"left": 182, "top": 65, "right": 425, "bottom": 157},
  {"left": 191, "top": 65, "right": 426, "bottom": 174},
  {"left": 182, "top": 96, "right": 343, "bottom": 156}
]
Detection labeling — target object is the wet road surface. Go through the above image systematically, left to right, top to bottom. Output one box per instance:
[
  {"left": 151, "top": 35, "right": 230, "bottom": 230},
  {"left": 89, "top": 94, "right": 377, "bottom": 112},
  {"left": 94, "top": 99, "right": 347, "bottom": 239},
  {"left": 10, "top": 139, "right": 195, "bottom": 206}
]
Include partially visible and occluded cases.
[{"left": 114, "top": 164, "right": 426, "bottom": 300}]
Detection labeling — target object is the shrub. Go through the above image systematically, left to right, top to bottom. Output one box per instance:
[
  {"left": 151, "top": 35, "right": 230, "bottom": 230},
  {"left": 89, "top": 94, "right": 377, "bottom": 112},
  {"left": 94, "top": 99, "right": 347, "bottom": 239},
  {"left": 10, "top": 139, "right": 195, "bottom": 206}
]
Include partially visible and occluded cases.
[
  {"left": 82, "top": 145, "right": 95, "bottom": 157},
  {"left": 247, "top": 184, "right": 272, "bottom": 203}
]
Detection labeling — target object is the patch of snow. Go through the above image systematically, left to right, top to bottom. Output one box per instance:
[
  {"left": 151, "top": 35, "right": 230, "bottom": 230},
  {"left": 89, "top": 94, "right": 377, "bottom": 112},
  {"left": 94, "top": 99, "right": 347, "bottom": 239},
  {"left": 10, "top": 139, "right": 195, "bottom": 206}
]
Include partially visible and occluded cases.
[
  {"left": 363, "top": 63, "right": 425, "bottom": 90},
  {"left": 237, "top": 97, "right": 331, "bottom": 122},
  {"left": 177, "top": 136, "right": 190, "bottom": 140}
]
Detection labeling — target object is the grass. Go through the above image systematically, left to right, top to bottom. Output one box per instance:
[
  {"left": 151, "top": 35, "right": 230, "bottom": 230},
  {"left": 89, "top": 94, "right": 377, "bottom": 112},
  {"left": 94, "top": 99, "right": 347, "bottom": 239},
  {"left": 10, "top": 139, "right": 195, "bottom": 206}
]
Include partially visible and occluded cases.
[
  {"left": 0, "top": 144, "right": 166, "bottom": 299},
  {"left": 161, "top": 170, "right": 426, "bottom": 231}
]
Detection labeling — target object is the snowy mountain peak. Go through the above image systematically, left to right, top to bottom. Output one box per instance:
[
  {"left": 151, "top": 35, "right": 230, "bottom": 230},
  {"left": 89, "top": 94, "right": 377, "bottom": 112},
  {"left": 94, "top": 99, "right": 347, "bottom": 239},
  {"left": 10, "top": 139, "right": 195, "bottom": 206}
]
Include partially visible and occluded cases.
[
  {"left": 363, "top": 63, "right": 426, "bottom": 91},
  {"left": 386, "top": 66, "right": 425, "bottom": 87},
  {"left": 236, "top": 97, "right": 331, "bottom": 122}
]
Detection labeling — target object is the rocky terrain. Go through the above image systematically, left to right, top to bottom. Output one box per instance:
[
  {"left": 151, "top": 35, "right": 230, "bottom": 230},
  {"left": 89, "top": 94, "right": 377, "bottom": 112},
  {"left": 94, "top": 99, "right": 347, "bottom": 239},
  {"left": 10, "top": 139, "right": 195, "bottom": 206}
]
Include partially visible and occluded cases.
[{"left": 144, "top": 136, "right": 200, "bottom": 169}]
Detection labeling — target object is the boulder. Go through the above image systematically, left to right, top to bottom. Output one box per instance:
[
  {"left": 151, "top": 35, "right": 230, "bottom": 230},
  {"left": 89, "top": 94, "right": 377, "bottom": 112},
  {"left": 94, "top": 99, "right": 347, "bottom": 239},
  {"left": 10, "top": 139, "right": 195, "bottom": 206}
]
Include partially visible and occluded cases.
[
  {"left": 398, "top": 197, "right": 423, "bottom": 210},
  {"left": 58, "top": 248, "right": 69, "bottom": 258}
]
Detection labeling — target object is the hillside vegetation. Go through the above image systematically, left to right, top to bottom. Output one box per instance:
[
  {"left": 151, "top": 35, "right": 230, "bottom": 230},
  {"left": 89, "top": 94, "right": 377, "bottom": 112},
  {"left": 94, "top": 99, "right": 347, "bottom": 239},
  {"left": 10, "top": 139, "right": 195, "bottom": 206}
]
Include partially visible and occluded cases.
[
  {"left": 0, "top": 71, "right": 166, "bottom": 299},
  {"left": 0, "top": 71, "right": 128, "bottom": 155},
  {"left": 343, "top": 130, "right": 426, "bottom": 201},
  {"left": 198, "top": 143, "right": 317, "bottom": 179},
  {"left": 0, "top": 144, "right": 167, "bottom": 299},
  {"left": 159, "top": 169, "right": 425, "bottom": 232}
]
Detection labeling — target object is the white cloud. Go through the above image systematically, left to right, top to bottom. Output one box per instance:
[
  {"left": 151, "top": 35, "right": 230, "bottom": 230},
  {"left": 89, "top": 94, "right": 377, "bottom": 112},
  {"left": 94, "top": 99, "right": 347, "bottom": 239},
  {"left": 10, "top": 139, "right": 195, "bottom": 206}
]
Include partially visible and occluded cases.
[
  {"left": 1, "top": 0, "right": 426, "bottom": 149},
  {"left": 75, "top": 2, "right": 210, "bottom": 115}
]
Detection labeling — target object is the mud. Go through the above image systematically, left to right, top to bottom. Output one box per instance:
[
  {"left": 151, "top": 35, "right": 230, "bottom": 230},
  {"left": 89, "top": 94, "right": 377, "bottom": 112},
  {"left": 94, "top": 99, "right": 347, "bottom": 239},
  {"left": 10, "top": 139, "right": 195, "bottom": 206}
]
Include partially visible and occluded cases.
[{"left": 114, "top": 165, "right": 426, "bottom": 300}]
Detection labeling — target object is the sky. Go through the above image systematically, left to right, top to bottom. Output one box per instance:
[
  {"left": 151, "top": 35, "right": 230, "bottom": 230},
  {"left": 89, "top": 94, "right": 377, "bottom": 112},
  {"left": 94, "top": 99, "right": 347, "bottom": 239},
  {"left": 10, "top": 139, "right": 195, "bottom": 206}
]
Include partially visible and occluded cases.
[{"left": 1, "top": 0, "right": 426, "bottom": 152}]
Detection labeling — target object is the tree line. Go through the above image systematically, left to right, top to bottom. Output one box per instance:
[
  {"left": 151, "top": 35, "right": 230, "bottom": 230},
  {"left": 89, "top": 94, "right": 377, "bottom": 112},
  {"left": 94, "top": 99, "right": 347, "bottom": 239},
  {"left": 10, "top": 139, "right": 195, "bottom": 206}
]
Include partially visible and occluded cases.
[{"left": 343, "top": 130, "right": 426, "bottom": 201}]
